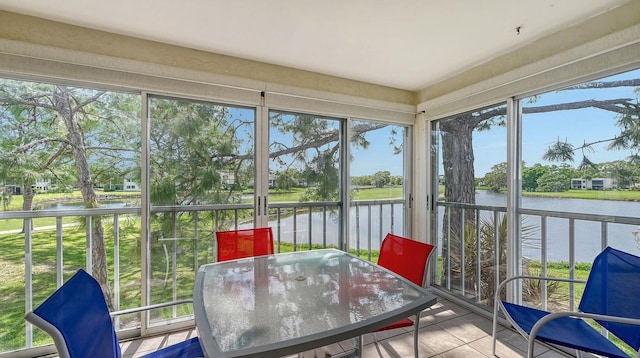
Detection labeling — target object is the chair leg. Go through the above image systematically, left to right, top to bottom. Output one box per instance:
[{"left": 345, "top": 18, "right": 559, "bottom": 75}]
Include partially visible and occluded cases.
[
  {"left": 492, "top": 298, "right": 500, "bottom": 357},
  {"left": 413, "top": 314, "right": 420, "bottom": 358}
]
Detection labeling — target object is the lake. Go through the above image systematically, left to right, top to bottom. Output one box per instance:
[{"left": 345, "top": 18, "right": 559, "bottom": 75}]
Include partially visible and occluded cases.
[
  {"left": 269, "top": 191, "right": 640, "bottom": 263},
  {"left": 474, "top": 191, "right": 640, "bottom": 262},
  {"left": 40, "top": 192, "right": 640, "bottom": 262},
  {"left": 41, "top": 200, "right": 134, "bottom": 210}
]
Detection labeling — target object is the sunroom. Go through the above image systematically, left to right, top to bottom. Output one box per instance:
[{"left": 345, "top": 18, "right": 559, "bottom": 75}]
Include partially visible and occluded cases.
[{"left": 1, "top": 1, "right": 640, "bottom": 357}]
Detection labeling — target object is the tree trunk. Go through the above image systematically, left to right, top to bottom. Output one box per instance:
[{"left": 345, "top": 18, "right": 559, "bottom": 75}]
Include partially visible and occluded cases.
[
  {"left": 53, "top": 86, "right": 114, "bottom": 310},
  {"left": 439, "top": 116, "right": 477, "bottom": 292},
  {"left": 21, "top": 177, "right": 35, "bottom": 233}
]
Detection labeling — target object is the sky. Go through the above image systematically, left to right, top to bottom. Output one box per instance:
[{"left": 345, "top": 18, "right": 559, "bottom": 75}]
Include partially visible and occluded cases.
[
  {"left": 320, "top": 66, "right": 639, "bottom": 179},
  {"left": 251, "top": 67, "right": 640, "bottom": 180},
  {"left": 471, "top": 68, "right": 640, "bottom": 177},
  {"left": 267, "top": 115, "right": 406, "bottom": 177},
  {"left": 349, "top": 125, "right": 404, "bottom": 177}
]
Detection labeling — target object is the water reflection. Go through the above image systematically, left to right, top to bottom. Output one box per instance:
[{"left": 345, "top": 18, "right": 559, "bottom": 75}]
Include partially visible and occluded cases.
[{"left": 40, "top": 200, "right": 135, "bottom": 210}]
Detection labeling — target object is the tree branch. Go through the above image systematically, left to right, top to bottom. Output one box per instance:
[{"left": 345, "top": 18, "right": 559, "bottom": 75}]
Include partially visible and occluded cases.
[
  {"left": 562, "top": 79, "right": 640, "bottom": 90},
  {"left": 522, "top": 98, "right": 633, "bottom": 115},
  {"left": 1, "top": 138, "right": 71, "bottom": 158}
]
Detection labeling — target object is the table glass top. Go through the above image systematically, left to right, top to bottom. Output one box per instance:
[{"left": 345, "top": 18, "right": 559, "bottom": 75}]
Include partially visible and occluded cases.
[{"left": 196, "top": 249, "right": 430, "bottom": 355}]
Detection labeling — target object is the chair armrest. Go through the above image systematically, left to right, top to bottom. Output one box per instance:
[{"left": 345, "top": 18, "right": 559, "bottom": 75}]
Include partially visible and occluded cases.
[
  {"left": 491, "top": 274, "right": 589, "bottom": 346},
  {"left": 494, "top": 275, "right": 587, "bottom": 307},
  {"left": 110, "top": 299, "right": 193, "bottom": 317},
  {"left": 527, "top": 310, "right": 640, "bottom": 356}
]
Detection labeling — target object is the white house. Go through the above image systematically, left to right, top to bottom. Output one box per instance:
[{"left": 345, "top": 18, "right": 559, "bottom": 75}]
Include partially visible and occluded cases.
[
  {"left": 32, "top": 178, "right": 51, "bottom": 192},
  {"left": 123, "top": 178, "right": 140, "bottom": 191},
  {"left": 571, "top": 178, "right": 615, "bottom": 190}
]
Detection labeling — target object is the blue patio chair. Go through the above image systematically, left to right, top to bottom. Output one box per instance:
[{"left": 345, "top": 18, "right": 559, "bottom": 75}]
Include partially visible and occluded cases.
[
  {"left": 492, "top": 246, "right": 640, "bottom": 358},
  {"left": 25, "top": 269, "right": 204, "bottom": 358}
]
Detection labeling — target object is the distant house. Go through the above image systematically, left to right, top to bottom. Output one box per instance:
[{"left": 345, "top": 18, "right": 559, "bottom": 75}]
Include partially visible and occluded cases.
[
  {"left": 219, "top": 171, "right": 236, "bottom": 188},
  {"left": 248, "top": 174, "right": 277, "bottom": 188},
  {"left": 33, "top": 178, "right": 52, "bottom": 192},
  {"left": 123, "top": 178, "right": 140, "bottom": 191},
  {"left": 571, "top": 178, "right": 615, "bottom": 190},
  {"left": 571, "top": 178, "right": 587, "bottom": 190},
  {"left": 2, "top": 184, "right": 21, "bottom": 195}
]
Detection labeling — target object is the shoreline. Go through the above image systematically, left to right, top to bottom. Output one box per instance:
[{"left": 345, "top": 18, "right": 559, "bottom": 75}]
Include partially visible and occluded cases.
[
  {"left": 475, "top": 188, "right": 640, "bottom": 202},
  {"left": 32, "top": 193, "right": 141, "bottom": 207}
]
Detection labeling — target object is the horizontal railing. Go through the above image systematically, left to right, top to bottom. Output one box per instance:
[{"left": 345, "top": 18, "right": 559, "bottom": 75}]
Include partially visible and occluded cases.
[
  {"left": 11, "top": 197, "right": 638, "bottom": 354},
  {"left": 0, "top": 198, "right": 403, "bottom": 355},
  {"left": 435, "top": 201, "right": 640, "bottom": 310},
  {"left": 518, "top": 207, "right": 640, "bottom": 311}
]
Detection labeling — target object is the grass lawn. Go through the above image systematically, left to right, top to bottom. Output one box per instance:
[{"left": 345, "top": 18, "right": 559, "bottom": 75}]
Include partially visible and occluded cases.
[
  {"left": 259, "top": 186, "right": 403, "bottom": 202},
  {"left": 524, "top": 189, "right": 640, "bottom": 201}
]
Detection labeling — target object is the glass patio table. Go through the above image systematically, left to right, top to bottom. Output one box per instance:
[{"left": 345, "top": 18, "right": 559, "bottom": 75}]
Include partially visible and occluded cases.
[{"left": 193, "top": 248, "right": 437, "bottom": 358}]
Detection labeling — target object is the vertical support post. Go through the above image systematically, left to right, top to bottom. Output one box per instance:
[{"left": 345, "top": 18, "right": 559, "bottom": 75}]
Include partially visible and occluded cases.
[
  {"left": 140, "top": 91, "right": 151, "bottom": 334},
  {"left": 506, "top": 97, "right": 523, "bottom": 303},
  {"left": 342, "top": 117, "right": 351, "bottom": 253},
  {"left": 355, "top": 203, "right": 361, "bottom": 256},
  {"left": 378, "top": 204, "right": 383, "bottom": 255},
  {"left": 293, "top": 207, "right": 297, "bottom": 251},
  {"left": 308, "top": 207, "right": 312, "bottom": 250},
  {"left": 322, "top": 207, "right": 327, "bottom": 249},
  {"left": 276, "top": 208, "right": 281, "bottom": 253},
  {"left": 460, "top": 208, "right": 466, "bottom": 297},
  {"left": 446, "top": 209, "right": 451, "bottom": 290},
  {"left": 475, "top": 209, "right": 481, "bottom": 303},
  {"left": 194, "top": 211, "right": 199, "bottom": 271},
  {"left": 172, "top": 212, "right": 178, "bottom": 317},
  {"left": 113, "top": 213, "right": 121, "bottom": 328},
  {"left": 541, "top": 215, "right": 548, "bottom": 311},
  {"left": 56, "top": 216, "right": 63, "bottom": 288},
  {"left": 86, "top": 216, "right": 93, "bottom": 273},
  {"left": 24, "top": 218, "right": 33, "bottom": 348},
  {"left": 569, "top": 218, "right": 576, "bottom": 311}
]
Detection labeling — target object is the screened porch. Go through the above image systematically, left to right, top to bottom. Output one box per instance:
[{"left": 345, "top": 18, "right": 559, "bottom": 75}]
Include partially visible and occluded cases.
[{"left": 1, "top": 1, "right": 640, "bottom": 357}]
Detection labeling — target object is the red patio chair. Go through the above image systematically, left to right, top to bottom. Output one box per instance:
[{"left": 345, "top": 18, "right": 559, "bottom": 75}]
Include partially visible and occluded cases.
[
  {"left": 215, "top": 227, "right": 274, "bottom": 262},
  {"left": 370, "top": 233, "right": 435, "bottom": 358}
]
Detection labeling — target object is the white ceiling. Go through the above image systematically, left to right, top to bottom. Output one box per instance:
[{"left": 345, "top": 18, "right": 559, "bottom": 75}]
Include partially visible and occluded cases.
[{"left": 0, "top": 0, "right": 632, "bottom": 91}]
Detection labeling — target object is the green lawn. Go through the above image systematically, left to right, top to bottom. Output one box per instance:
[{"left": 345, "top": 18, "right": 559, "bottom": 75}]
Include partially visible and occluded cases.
[
  {"left": 263, "top": 186, "right": 403, "bottom": 202},
  {"left": 524, "top": 189, "right": 640, "bottom": 201}
]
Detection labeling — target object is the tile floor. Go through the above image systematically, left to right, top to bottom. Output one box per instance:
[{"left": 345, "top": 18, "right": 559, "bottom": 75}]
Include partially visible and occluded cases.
[{"left": 56, "top": 296, "right": 573, "bottom": 358}]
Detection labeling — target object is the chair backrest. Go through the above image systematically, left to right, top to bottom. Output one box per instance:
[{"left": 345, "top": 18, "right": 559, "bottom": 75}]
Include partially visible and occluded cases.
[
  {"left": 215, "top": 227, "right": 274, "bottom": 262},
  {"left": 377, "top": 233, "right": 435, "bottom": 287},
  {"left": 579, "top": 246, "right": 640, "bottom": 350},
  {"left": 25, "top": 269, "right": 121, "bottom": 358}
]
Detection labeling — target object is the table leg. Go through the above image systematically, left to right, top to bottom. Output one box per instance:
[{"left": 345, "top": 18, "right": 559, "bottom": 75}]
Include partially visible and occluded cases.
[{"left": 333, "top": 336, "right": 361, "bottom": 358}]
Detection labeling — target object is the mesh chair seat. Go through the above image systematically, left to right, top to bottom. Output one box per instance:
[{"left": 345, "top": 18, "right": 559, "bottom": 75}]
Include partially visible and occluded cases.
[
  {"left": 215, "top": 227, "right": 274, "bottom": 262},
  {"left": 369, "top": 233, "right": 435, "bottom": 358},
  {"left": 493, "top": 247, "right": 640, "bottom": 358},
  {"left": 502, "top": 302, "right": 628, "bottom": 358}
]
